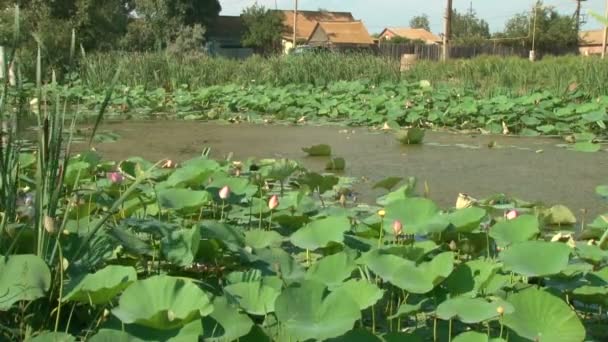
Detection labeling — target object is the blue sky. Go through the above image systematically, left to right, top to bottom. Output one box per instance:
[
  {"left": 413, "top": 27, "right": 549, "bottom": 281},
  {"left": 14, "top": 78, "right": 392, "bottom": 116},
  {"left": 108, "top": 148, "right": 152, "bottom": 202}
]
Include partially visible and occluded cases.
[{"left": 219, "top": 0, "right": 606, "bottom": 34}]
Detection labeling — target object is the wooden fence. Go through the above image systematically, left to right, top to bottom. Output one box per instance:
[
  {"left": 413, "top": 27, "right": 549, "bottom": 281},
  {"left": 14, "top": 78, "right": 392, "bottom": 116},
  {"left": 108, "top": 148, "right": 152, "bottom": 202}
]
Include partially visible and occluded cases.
[{"left": 378, "top": 43, "right": 530, "bottom": 61}]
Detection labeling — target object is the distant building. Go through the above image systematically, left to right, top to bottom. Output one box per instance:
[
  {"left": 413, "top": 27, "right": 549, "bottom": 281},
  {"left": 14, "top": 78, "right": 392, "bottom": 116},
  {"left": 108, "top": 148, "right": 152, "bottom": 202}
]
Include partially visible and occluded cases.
[
  {"left": 277, "top": 10, "right": 358, "bottom": 54},
  {"left": 307, "top": 21, "right": 374, "bottom": 50},
  {"left": 378, "top": 27, "right": 442, "bottom": 45},
  {"left": 579, "top": 29, "right": 606, "bottom": 55}
]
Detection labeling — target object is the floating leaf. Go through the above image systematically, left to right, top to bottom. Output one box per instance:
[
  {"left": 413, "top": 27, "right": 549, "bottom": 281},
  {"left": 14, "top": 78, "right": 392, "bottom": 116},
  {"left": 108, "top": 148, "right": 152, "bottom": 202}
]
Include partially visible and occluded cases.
[
  {"left": 395, "top": 128, "right": 425, "bottom": 145},
  {"left": 570, "top": 141, "right": 601, "bottom": 153},
  {"left": 302, "top": 144, "right": 332, "bottom": 156},
  {"left": 325, "top": 157, "right": 346, "bottom": 171},
  {"left": 372, "top": 177, "right": 403, "bottom": 191},
  {"left": 157, "top": 188, "right": 212, "bottom": 212},
  {"left": 384, "top": 198, "right": 445, "bottom": 235},
  {"left": 544, "top": 205, "right": 577, "bottom": 225},
  {"left": 244, "top": 229, "right": 283, "bottom": 249},
  {"left": 443, "top": 259, "right": 501, "bottom": 297},
  {"left": 203, "top": 296, "right": 254, "bottom": 341}
]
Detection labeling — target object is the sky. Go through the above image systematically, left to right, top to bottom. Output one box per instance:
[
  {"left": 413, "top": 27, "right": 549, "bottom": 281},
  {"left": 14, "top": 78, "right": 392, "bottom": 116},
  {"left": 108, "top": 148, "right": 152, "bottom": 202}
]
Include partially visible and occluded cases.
[{"left": 219, "top": 0, "right": 606, "bottom": 34}]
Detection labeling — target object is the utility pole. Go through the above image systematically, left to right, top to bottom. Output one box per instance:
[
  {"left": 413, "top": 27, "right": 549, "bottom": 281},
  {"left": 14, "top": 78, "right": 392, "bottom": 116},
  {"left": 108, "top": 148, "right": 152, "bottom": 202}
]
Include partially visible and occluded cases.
[
  {"left": 293, "top": 0, "right": 298, "bottom": 50},
  {"left": 442, "top": 0, "right": 452, "bottom": 61},
  {"left": 574, "top": 0, "right": 582, "bottom": 32},
  {"left": 603, "top": 0, "right": 608, "bottom": 59},
  {"left": 530, "top": 4, "right": 538, "bottom": 61}
]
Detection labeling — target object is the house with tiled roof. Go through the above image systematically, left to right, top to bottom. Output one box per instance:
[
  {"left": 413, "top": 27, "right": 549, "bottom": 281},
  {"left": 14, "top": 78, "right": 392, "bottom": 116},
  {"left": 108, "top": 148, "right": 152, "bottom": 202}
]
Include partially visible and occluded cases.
[
  {"left": 307, "top": 21, "right": 374, "bottom": 50},
  {"left": 379, "top": 27, "right": 442, "bottom": 45},
  {"left": 579, "top": 29, "right": 606, "bottom": 55}
]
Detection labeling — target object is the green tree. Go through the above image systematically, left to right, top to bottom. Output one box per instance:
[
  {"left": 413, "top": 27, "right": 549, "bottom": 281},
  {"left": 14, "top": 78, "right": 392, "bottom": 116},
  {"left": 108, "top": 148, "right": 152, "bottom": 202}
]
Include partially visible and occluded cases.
[
  {"left": 497, "top": 1, "right": 577, "bottom": 52},
  {"left": 241, "top": 4, "right": 284, "bottom": 55},
  {"left": 451, "top": 9, "right": 490, "bottom": 46},
  {"left": 409, "top": 14, "right": 430, "bottom": 31},
  {"left": 381, "top": 36, "right": 425, "bottom": 45}
]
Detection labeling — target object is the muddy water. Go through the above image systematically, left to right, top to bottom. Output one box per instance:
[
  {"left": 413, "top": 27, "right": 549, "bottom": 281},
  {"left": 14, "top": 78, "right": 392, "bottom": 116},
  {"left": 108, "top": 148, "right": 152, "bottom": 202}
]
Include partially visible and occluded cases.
[{"left": 82, "top": 121, "right": 608, "bottom": 217}]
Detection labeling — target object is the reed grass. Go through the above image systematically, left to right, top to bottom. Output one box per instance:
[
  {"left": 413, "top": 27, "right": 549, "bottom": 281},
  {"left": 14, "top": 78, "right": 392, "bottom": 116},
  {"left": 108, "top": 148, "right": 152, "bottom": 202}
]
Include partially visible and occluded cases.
[{"left": 78, "top": 52, "right": 608, "bottom": 98}]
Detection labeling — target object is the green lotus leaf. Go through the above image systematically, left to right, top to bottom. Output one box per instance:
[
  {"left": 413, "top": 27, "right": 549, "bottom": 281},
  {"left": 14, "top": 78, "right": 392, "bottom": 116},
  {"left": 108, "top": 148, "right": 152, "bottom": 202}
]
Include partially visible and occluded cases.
[
  {"left": 302, "top": 144, "right": 332, "bottom": 156},
  {"left": 164, "top": 158, "right": 219, "bottom": 188},
  {"left": 157, "top": 188, "right": 212, "bottom": 212},
  {"left": 384, "top": 198, "right": 445, "bottom": 234},
  {"left": 544, "top": 205, "right": 577, "bottom": 226},
  {"left": 448, "top": 207, "right": 487, "bottom": 233},
  {"left": 490, "top": 215, "right": 539, "bottom": 247},
  {"left": 290, "top": 216, "right": 351, "bottom": 250},
  {"left": 244, "top": 229, "right": 283, "bottom": 249},
  {"left": 500, "top": 241, "right": 571, "bottom": 277},
  {"left": 306, "top": 252, "right": 356, "bottom": 288},
  {"left": 0, "top": 255, "right": 51, "bottom": 310},
  {"left": 443, "top": 259, "right": 501, "bottom": 297},
  {"left": 63, "top": 265, "right": 137, "bottom": 305},
  {"left": 112, "top": 275, "right": 213, "bottom": 330},
  {"left": 330, "top": 279, "right": 385, "bottom": 310},
  {"left": 224, "top": 280, "right": 281, "bottom": 316},
  {"left": 274, "top": 280, "right": 361, "bottom": 341},
  {"left": 503, "top": 287, "right": 585, "bottom": 342},
  {"left": 203, "top": 296, "right": 254, "bottom": 341},
  {"left": 436, "top": 297, "right": 513, "bottom": 324},
  {"left": 327, "top": 328, "right": 383, "bottom": 341},
  {"left": 89, "top": 329, "right": 142, "bottom": 342},
  {"left": 452, "top": 331, "right": 505, "bottom": 342},
  {"left": 26, "top": 332, "right": 75, "bottom": 342}
]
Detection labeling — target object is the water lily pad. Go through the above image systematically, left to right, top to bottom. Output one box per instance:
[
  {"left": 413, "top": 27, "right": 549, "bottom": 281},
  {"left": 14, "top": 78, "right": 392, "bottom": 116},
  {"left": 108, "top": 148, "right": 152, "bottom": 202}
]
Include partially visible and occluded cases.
[
  {"left": 395, "top": 128, "right": 425, "bottom": 145},
  {"left": 570, "top": 141, "right": 601, "bottom": 153},
  {"left": 302, "top": 144, "right": 332, "bottom": 156},
  {"left": 326, "top": 157, "right": 346, "bottom": 171},
  {"left": 165, "top": 159, "right": 219, "bottom": 188},
  {"left": 372, "top": 177, "right": 403, "bottom": 191},
  {"left": 597, "top": 185, "right": 608, "bottom": 199},
  {"left": 490, "top": 215, "right": 539, "bottom": 247},
  {"left": 290, "top": 216, "right": 351, "bottom": 250},
  {"left": 161, "top": 228, "right": 200, "bottom": 267},
  {"left": 500, "top": 241, "right": 571, "bottom": 277},
  {"left": 306, "top": 252, "right": 356, "bottom": 287},
  {"left": 0, "top": 254, "right": 51, "bottom": 310},
  {"left": 63, "top": 265, "right": 137, "bottom": 305},
  {"left": 112, "top": 275, "right": 213, "bottom": 330},
  {"left": 330, "top": 279, "right": 385, "bottom": 310},
  {"left": 224, "top": 280, "right": 281, "bottom": 316},
  {"left": 274, "top": 280, "right": 361, "bottom": 341},
  {"left": 503, "top": 287, "right": 585, "bottom": 342},
  {"left": 388, "top": 298, "right": 428, "bottom": 319},
  {"left": 327, "top": 329, "right": 383, "bottom": 342},
  {"left": 452, "top": 331, "right": 503, "bottom": 342}
]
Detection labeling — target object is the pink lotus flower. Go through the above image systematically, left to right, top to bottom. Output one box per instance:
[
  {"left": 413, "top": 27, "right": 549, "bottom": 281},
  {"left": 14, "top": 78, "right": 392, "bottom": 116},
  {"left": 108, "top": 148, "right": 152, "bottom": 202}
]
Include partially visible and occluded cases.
[
  {"left": 108, "top": 172, "right": 124, "bottom": 184},
  {"left": 219, "top": 185, "right": 231, "bottom": 200},
  {"left": 268, "top": 195, "right": 279, "bottom": 210},
  {"left": 505, "top": 210, "right": 519, "bottom": 220},
  {"left": 392, "top": 220, "right": 403, "bottom": 236}
]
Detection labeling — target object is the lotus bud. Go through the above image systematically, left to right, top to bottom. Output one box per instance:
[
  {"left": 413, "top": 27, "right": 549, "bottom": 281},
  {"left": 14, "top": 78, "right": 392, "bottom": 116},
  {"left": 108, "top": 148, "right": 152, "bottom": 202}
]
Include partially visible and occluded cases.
[
  {"left": 162, "top": 159, "right": 175, "bottom": 169},
  {"left": 108, "top": 172, "right": 124, "bottom": 184},
  {"left": 219, "top": 185, "right": 231, "bottom": 200},
  {"left": 456, "top": 193, "right": 474, "bottom": 209},
  {"left": 339, "top": 194, "right": 346, "bottom": 207},
  {"left": 268, "top": 195, "right": 279, "bottom": 210},
  {"left": 378, "top": 209, "right": 386, "bottom": 217},
  {"left": 505, "top": 210, "right": 519, "bottom": 220},
  {"left": 44, "top": 215, "right": 56, "bottom": 234},
  {"left": 392, "top": 220, "right": 403, "bottom": 236},
  {"left": 449, "top": 240, "right": 458, "bottom": 251},
  {"left": 497, "top": 306, "right": 505, "bottom": 316},
  {"left": 103, "top": 308, "right": 110, "bottom": 318},
  {"left": 167, "top": 310, "right": 176, "bottom": 322}
]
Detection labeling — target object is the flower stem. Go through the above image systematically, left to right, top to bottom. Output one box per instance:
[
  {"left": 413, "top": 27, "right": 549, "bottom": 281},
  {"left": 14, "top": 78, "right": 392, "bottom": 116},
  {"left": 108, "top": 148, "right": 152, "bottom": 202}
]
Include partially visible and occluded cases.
[
  {"left": 220, "top": 200, "right": 225, "bottom": 221},
  {"left": 378, "top": 219, "right": 384, "bottom": 249}
]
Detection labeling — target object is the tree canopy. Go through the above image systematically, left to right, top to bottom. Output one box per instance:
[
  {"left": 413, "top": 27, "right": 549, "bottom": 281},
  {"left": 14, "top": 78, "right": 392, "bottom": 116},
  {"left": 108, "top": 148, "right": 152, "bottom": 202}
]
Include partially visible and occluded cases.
[
  {"left": 241, "top": 4, "right": 284, "bottom": 55},
  {"left": 451, "top": 9, "right": 491, "bottom": 46},
  {"left": 409, "top": 15, "right": 430, "bottom": 31}
]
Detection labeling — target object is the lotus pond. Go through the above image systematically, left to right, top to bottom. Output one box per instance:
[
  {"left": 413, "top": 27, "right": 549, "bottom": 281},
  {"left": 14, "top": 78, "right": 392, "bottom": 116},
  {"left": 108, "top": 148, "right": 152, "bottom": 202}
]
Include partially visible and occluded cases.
[{"left": 2, "top": 118, "right": 608, "bottom": 341}]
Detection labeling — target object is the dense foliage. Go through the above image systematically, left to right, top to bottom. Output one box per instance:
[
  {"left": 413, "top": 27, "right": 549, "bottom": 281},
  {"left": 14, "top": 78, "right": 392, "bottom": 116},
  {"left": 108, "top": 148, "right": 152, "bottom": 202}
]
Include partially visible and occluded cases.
[{"left": 241, "top": 4, "right": 284, "bottom": 55}]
